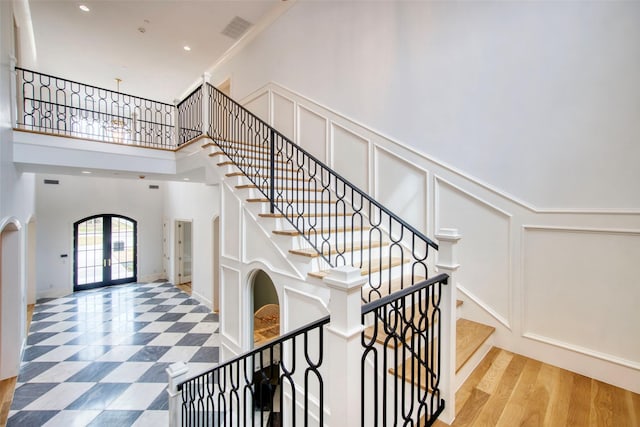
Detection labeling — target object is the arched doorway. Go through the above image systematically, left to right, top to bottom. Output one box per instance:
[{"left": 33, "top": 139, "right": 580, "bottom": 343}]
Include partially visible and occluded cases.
[
  {"left": 73, "top": 214, "right": 137, "bottom": 291},
  {"left": 1, "top": 219, "right": 24, "bottom": 379},
  {"left": 251, "top": 269, "right": 280, "bottom": 347}
]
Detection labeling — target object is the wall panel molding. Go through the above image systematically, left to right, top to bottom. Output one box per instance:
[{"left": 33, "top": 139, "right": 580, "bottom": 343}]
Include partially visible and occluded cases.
[{"left": 521, "top": 225, "right": 640, "bottom": 368}]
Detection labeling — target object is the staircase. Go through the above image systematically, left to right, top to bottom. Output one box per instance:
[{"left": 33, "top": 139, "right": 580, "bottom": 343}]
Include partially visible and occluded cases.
[{"left": 200, "top": 123, "right": 496, "bottom": 424}]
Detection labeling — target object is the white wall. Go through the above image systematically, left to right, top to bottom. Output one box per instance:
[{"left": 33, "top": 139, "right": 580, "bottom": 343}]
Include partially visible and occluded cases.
[
  {"left": 0, "top": 0, "right": 36, "bottom": 379},
  {"left": 212, "top": 0, "right": 640, "bottom": 211},
  {"left": 35, "top": 174, "right": 164, "bottom": 298},
  {"left": 163, "top": 180, "right": 220, "bottom": 308}
]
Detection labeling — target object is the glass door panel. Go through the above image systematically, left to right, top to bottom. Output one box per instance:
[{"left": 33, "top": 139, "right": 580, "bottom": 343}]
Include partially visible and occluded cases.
[
  {"left": 74, "top": 214, "right": 137, "bottom": 291},
  {"left": 76, "top": 217, "right": 104, "bottom": 287},
  {"left": 110, "top": 217, "right": 135, "bottom": 281}
]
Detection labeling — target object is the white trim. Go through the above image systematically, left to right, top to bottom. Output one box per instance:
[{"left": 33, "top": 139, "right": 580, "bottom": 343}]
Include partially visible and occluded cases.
[
  {"left": 257, "top": 82, "right": 640, "bottom": 215},
  {"left": 522, "top": 224, "right": 640, "bottom": 236},
  {"left": 457, "top": 284, "right": 511, "bottom": 330},
  {"left": 523, "top": 332, "right": 640, "bottom": 371}
]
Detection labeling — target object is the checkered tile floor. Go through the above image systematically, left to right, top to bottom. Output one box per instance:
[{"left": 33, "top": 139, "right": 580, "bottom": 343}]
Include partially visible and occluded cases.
[{"left": 8, "top": 281, "right": 219, "bottom": 426}]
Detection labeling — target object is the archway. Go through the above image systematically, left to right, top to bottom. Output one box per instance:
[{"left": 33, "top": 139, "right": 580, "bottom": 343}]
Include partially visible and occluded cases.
[
  {"left": 1, "top": 219, "right": 24, "bottom": 380},
  {"left": 251, "top": 269, "right": 279, "bottom": 348}
]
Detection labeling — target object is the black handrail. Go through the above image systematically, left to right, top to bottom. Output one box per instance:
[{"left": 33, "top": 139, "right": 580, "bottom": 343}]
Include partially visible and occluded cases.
[
  {"left": 15, "top": 67, "right": 176, "bottom": 149},
  {"left": 16, "top": 67, "right": 174, "bottom": 106},
  {"left": 207, "top": 83, "right": 439, "bottom": 303},
  {"left": 207, "top": 84, "right": 438, "bottom": 252},
  {"left": 177, "top": 85, "right": 203, "bottom": 145},
  {"left": 361, "top": 274, "right": 447, "bottom": 427},
  {"left": 178, "top": 315, "right": 330, "bottom": 426}
]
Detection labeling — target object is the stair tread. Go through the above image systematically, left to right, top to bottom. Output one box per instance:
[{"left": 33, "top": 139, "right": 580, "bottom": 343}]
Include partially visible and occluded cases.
[
  {"left": 216, "top": 156, "right": 287, "bottom": 170},
  {"left": 227, "top": 172, "right": 313, "bottom": 181},
  {"left": 236, "top": 184, "right": 324, "bottom": 193},
  {"left": 247, "top": 198, "right": 334, "bottom": 204},
  {"left": 259, "top": 212, "right": 353, "bottom": 219},
  {"left": 273, "top": 225, "right": 370, "bottom": 237},
  {"left": 289, "top": 240, "right": 388, "bottom": 258},
  {"left": 307, "top": 257, "right": 408, "bottom": 279},
  {"left": 389, "top": 318, "right": 495, "bottom": 391},
  {"left": 456, "top": 318, "right": 495, "bottom": 373}
]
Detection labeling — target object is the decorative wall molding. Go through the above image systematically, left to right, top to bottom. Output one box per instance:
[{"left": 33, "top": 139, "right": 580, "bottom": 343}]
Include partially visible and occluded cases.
[
  {"left": 243, "top": 82, "right": 640, "bottom": 215},
  {"left": 220, "top": 265, "right": 241, "bottom": 349},
  {"left": 457, "top": 285, "right": 511, "bottom": 330},
  {"left": 523, "top": 332, "right": 640, "bottom": 371}
]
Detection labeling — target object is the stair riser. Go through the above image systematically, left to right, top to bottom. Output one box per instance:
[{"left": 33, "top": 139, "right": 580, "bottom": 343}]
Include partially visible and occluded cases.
[{"left": 246, "top": 201, "right": 354, "bottom": 216}]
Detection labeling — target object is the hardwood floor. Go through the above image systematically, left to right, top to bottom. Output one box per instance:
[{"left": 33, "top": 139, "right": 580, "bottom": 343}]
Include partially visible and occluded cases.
[
  {"left": 176, "top": 281, "right": 192, "bottom": 295},
  {"left": 434, "top": 347, "right": 640, "bottom": 427}
]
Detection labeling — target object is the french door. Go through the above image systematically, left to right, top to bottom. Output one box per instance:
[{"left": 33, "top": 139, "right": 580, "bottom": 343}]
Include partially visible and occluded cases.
[{"left": 73, "top": 214, "right": 137, "bottom": 291}]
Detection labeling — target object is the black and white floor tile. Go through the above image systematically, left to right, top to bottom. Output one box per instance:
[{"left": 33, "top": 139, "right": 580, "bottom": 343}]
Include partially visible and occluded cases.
[{"left": 8, "top": 281, "right": 219, "bottom": 426}]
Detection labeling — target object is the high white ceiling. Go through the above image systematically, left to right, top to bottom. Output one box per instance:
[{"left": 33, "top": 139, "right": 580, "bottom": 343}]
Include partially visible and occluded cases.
[{"left": 24, "top": 0, "right": 283, "bottom": 103}]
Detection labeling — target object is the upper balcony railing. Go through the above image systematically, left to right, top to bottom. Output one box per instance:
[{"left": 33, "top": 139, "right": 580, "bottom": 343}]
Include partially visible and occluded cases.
[{"left": 15, "top": 67, "right": 177, "bottom": 149}]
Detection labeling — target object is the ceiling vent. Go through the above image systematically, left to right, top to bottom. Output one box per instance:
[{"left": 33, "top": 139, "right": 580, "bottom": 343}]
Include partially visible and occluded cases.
[
  {"left": 221, "top": 16, "right": 252, "bottom": 40},
  {"left": 44, "top": 179, "right": 59, "bottom": 185},
  {"left": 149, "top": 185, "right": 159, "bottom": 190}
]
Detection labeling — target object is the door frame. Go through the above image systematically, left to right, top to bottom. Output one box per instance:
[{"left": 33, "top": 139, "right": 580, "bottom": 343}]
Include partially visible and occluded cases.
[{"left": 73, "top": 214, "right": 137, "bottom": 291}]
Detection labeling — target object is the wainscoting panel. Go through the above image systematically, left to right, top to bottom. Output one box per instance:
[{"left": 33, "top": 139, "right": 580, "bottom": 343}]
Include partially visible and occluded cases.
[
  {"left": 243, "top": 90, "right": 270, "bottom": 123},
  {"left": 272, "top": 92, "right": 296, "bottom": 140},
  {"left": 297, "top": 105, "right": 327, "bottom": 163},
  {"left": 331, "top": 122, "right": 370, "bottom": 193},
  {"left": 374, "top": 146, "right": 428, "bottom": 233},
  {"left": 435, "top": 177, "right": 512, "bottom": 327},
  {"left": 221, "top": 184, "right": 241, "bottom": 261},
  {"left": 523, "top": 226, "right": 640, "bottom": 367},
  {"left": 220, "top": 265, "right": 241, "bottom": 348}
]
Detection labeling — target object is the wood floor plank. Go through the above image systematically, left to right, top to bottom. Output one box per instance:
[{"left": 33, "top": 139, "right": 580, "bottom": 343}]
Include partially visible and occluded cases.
[
  {"left": 454, "top": 347, "right": 501, "bottom": 414},
  {"left": 475, "top": 348, "right": 513, "bottom": 395},
  {"left": 473, "top": 353, "right": 527, "bottom": 427},
  {"left": 494, "top": 358, "right": 542, "bottom": 427},
  {"left": 520, "top": 363, "right": 554, "bottom": 427},
  {"left": 542, "top": 365, "right": 574, "bottom": 427},
  {"left": 567, "top": 373, "right": 592, "bottom": 427},
  {"left": 590, "top": 380, "right": 615, "bottom": 426},
  {"left": 451, "top": 388, "right": 491, "bottom": 427},
  {"left": 629, "top": 389, "right": 640, "bottom": 426}
]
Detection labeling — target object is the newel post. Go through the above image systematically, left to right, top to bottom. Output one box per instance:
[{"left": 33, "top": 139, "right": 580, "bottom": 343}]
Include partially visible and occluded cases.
[
  {"left": 10, "top": 55, "right": 18, "bottom": 128},
  {"left": 201, "top": 72, "right": 211, "bottom": 137},
  {"left": 173, "top": 98, "right": 181, "bottom": 147},
  {"left": 435, "top": 228, "right": 461, "bottom": 425},
  {"left": 324, "top": 266, "right": 367, "bottom": 427},
  {"left": 166, "top": 361, "right": 189, "bottom": 427}
]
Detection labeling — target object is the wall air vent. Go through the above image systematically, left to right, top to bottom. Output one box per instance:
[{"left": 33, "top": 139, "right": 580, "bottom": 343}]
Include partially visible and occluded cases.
[
  {"left": 221, "top": 16, "right": 252, "bottom": 40},
  {"left": 44, "top": 179, "right": 59, "bottom": 185},
  {"left": 149, "top": 185, "right": 160, "bottom": 189}
]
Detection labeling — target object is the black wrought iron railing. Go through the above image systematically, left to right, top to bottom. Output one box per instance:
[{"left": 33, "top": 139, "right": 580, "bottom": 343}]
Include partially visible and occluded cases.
[
  {"left": 15, "top": 68, "right": 176, "bottom": 149},
  {"left": 207, "top": 84, "right": 439, "bottom": 303},
  {"left": 177, "top": 86, "right": 203, "bottom": 145},
  {"left": 361, "top": 274, "right": 447, "bottom": 427},
  {"left": 178, "top": 315, "right": 330, "bottom": 426}
]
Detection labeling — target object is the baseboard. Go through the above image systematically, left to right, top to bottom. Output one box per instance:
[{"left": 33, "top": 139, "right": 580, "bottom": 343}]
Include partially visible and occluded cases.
[{"left": 191, "top": 290, "right": 213, "bottom": 311}]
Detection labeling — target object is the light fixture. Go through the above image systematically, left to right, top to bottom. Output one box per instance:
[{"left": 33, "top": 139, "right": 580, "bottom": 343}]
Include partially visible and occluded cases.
[
  {"left": 79, "top": 4, "right": 90, "bottom": 12},
  {"left": 183, "top": 45, "right": 191, "bottom": 52},
  {"left": 109, "top": 78, "right": 128, "bottom": 142},
  {"left": 81, "top": 170, "right": 91, "bottom": 174},
  {"left": 183, "top": 178, "right": 190, "bottom": 181}
]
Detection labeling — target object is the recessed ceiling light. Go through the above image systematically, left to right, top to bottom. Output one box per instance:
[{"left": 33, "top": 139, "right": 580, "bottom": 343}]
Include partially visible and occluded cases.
[
  {"left": 79, "top": 4, "right": 90, "bottom": 12},
  {"left": 183, "top": 45, "right": 191, "bottom": 52},
  {"left": 81, "top": 170, "right": 91, "bottom": 174},
  {"left": 183, "top": 178, "right": 190, "bottom": 181}
]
